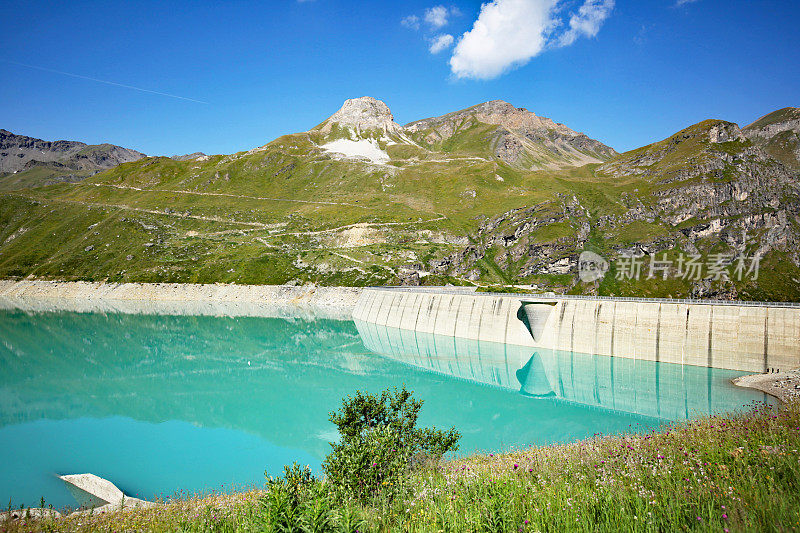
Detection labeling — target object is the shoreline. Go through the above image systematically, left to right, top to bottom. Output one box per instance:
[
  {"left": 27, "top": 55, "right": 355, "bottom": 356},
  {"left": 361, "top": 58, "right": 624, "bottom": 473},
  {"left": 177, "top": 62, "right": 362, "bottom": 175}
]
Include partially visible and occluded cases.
[
  {"left": 4, "top": 278, "right": 798, "bottom": 401},
  {"left": 0, "top": 280, "right": 361, "bottom": 320},
  {"left": 732, "top": 370, "right": 800, "bottom": 403},
  {"left": 3, "top": 402, "right": 798, "bottom": 531}
]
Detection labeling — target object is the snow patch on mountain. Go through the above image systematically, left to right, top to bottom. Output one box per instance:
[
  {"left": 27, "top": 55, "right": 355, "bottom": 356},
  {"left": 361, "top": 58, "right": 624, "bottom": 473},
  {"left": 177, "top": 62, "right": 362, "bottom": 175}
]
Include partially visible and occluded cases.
[{"left": 321, "top": 138, "right": 390, "bottom": 164}]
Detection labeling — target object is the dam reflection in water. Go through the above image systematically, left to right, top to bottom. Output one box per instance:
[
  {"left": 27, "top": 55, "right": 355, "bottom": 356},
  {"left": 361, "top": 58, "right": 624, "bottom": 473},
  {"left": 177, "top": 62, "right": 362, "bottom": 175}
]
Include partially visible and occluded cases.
[{"left": 354, "top": 319, "right": 772, "bottom": 421}]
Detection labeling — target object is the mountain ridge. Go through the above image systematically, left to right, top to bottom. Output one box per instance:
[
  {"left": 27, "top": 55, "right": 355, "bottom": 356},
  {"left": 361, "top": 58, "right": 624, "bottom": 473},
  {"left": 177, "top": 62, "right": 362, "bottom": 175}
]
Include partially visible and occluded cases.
[
  {"left": 306, "top": 96, "right": 617, "bottom": 171},
  {"left": 0, "top": 100, "right": 797, "bottom": 301},
  {"left": 0, "top": 129, "right": 146, "bottom": 191}
]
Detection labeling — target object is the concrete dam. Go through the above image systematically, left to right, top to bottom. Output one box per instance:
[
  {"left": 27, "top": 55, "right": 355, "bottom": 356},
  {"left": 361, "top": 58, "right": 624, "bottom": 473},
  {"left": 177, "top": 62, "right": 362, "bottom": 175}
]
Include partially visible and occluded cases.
[
  {"left": 351, "top": 288, "right": 800, "bottom": 373},
  {"left": 353, "top": 318, "right": 771, "bottom": 421}
]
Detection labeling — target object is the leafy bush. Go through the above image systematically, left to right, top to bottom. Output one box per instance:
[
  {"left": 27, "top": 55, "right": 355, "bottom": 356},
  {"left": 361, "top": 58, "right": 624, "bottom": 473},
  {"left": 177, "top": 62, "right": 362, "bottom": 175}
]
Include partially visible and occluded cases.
[
  {"left": 322, "top": 386, "right": 460, "bottom": 503},
  {"left": 261, "top": 463, "right": 345, "bottom": 532}
]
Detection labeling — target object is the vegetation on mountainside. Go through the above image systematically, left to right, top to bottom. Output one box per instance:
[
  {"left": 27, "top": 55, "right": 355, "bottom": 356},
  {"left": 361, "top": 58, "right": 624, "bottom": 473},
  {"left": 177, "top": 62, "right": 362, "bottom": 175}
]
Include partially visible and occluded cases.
[
  {"left": 0, "top": 103, "right": 798, "bottom": 300},
  {"left": 0, "top": 132, "right": 623, "bottom": 285},
  {"left": 0, "top": 165, "right": 98, "bottom": 192},
  {"left": 5, "top": 397, "right": 799, "bottom": 532}
]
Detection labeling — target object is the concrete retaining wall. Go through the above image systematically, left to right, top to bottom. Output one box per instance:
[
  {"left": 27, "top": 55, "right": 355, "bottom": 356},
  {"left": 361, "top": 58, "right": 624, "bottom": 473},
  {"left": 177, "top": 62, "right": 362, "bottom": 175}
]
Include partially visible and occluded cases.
[
  {"left": 0, "top": 280, "right": 361, "bottom": 320},
  {"left": 352, "top": 288, "right": 800, "bottom": 372},
  {"left": 354, "top": 318, "right": 767, "bottom": 420}
]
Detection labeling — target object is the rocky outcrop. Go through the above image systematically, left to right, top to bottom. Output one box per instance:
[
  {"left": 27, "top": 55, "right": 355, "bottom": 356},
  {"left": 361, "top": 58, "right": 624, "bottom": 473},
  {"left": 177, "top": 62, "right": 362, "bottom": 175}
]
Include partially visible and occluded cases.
[
  {"left": 318, "top": 96, "right": 404, "bottom": 137},
  {"left": 405, "top": 100, "right": 617, "bottom": 169},
  {"left": 743, "top": 107, "right": 800, "bottom": 171},
  {"left": 744, "top": 107, "right": 800, "bottom": 140},
  {"left": 708, "top": 122, "right": 746, "bottom": 143},
  {"left": 172, "top": 152, "right": 207, "bottom": 161}
]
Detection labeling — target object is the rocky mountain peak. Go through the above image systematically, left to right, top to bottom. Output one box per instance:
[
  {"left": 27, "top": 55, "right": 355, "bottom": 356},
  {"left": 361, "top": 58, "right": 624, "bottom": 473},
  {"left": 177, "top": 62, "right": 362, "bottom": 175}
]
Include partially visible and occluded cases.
[
  {"left": 320, "top": 96, "right": 402, "bottom": 136},
  {"left": 404, "top": 100, "right": 617, "bottom": 169},
  {"left": 406, "top": 100, "right": 576, "bottom": 138},
  {"left": 469, "top": 100, "right": 575, "bottom": 136},
  {"left": 744, "top": 107, "right": 800, "bottom": 139},
  {"left": 707, "top": 121, "right": 745, "bottom": 143}
]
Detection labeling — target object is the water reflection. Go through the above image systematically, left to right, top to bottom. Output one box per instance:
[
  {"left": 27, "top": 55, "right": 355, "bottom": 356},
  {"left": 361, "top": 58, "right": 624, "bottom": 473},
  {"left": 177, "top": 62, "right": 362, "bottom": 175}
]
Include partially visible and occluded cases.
[
  {"left": 0, "top": 308, "right": 771, "bottom": 509},
  {"left": 354, "top": 319, "right": 773, "bottom": 421}
]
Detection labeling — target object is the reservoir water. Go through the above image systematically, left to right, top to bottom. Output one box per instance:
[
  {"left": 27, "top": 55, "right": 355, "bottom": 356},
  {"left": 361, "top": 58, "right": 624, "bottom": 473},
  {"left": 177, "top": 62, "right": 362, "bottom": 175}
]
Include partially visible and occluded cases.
[{"left": 0, "top": 308, "right": 773, "bottom": 510}]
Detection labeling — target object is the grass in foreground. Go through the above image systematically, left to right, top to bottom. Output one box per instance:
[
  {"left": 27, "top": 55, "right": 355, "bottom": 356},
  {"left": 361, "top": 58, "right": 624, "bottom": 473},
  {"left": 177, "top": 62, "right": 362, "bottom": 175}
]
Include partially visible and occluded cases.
[{"left": 4, "top": 400, "right": 800, "bottom": 532}]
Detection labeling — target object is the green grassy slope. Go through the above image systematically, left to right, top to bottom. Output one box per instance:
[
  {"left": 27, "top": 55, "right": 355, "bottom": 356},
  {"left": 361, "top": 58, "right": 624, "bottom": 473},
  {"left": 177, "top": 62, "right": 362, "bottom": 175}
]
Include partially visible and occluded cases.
[
  {"left": 0, "top": 106, "right": 798, "bottom": 299},
  {"left": 0, "top": 166, "right": 96, "bottom": 192}
]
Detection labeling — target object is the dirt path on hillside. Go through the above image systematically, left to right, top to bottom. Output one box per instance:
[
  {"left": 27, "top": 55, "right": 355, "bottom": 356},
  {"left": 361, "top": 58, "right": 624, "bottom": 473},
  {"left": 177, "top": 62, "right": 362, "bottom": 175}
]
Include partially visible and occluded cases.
[
  {"left": 92, "top": 183, "right": 370, "bottom": 209},
  {"left": 12, "top": 192, "right": 449, "bottom": 242},
  {"left": 14, "top": 194, "right": 268, "bottom": 228},
  {"left": 267, "top": 217, "right": 448, "bottom": 238}
]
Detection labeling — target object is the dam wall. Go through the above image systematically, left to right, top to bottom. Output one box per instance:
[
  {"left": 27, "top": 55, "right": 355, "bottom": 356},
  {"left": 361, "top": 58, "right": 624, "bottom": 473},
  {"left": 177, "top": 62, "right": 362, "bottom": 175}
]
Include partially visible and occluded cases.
[
  {"left": 352, "top": 288, "right": 800, "bottom": 373},
  {"left": 354, "top": 319, "right": 768, "bottom": 421}
]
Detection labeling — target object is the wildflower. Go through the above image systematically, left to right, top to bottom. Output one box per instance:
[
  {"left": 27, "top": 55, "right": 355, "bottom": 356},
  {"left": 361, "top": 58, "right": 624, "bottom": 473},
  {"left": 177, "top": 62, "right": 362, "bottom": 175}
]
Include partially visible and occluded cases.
[{"left": 722, "top": 514, "right": 727, "bottom": 519}]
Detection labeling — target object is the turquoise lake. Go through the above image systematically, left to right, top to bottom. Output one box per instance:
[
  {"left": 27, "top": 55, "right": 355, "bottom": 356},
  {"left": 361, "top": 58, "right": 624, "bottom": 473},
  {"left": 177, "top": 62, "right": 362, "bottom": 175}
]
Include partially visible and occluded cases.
[{"left": 0, "top": 308, "right": 773, "bottom": 510}]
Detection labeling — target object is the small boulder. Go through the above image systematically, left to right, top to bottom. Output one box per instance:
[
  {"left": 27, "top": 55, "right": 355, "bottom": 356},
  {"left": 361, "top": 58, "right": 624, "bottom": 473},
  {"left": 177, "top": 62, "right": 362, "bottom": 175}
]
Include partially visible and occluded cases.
[{"left": 0, "top": 508, "right": 61, "bottom": 521}]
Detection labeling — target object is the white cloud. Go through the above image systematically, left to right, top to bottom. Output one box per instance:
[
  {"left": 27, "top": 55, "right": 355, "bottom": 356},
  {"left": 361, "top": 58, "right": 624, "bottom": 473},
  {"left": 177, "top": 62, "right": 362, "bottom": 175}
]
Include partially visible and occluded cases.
[
  {"left": 449, "top": 0, "right": 615, "bottom": 80},
  {"left": 450, "top": 0, "right": 557, "bottom": 80},
  {"left": 557, "top": 0, "right": 614, "bottom": 47},
  {"left": 675, "top": 0, "right": 699, "bottom": 5},
  {"left": 425, "top": 6, "right": 451, "bottom": 28},
  {"left": 401, "top": 15, "right": 420, "bottom": 30},
  {"left": 429, "top": 33, "right": 455, "bottom": 54}
]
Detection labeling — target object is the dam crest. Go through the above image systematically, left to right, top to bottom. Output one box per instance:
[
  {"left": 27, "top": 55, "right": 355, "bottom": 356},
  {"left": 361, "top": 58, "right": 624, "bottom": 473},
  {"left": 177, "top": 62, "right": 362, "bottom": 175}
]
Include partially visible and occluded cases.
[{"left": 352, "top": 288, "right": 800, "bottom": 373}]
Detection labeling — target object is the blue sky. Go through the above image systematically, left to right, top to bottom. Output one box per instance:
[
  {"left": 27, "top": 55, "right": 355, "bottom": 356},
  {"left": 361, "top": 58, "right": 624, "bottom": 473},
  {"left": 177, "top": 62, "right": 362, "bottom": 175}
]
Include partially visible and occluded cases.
[{"left": 2, "top": 0, "right": 798, "bottom": 156}]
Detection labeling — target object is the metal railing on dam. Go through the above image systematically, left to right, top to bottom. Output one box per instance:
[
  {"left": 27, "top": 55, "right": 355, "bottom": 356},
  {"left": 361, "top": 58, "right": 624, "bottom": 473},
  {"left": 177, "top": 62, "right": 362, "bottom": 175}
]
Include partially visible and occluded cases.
[
  {"left": 369, "top": 286, "right": 800, "bottom": 309},
  {"left": 353, "top": 287, "right": 800, "bottom": 373}
]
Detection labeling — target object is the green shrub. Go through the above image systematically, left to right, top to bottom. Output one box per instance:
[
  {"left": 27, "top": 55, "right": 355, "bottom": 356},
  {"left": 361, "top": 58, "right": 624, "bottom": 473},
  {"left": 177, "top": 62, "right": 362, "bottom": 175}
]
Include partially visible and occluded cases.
[
  {"left": 322, "top": 386, "right": 460, "bottom": 503},
  {"left": 262, "top": 463, "right": 336, "bottom": 532}
]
